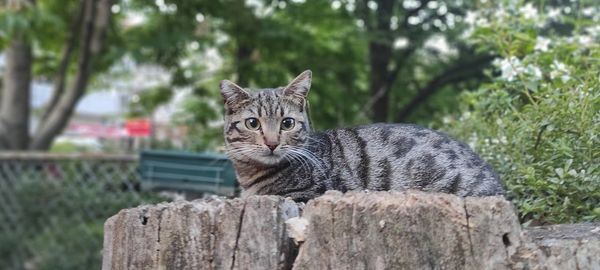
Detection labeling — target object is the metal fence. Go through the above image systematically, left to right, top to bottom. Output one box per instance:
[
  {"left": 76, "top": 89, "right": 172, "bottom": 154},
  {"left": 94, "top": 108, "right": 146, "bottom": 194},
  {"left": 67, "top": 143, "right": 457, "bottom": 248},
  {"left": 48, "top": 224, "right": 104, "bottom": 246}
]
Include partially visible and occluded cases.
[{"left": 0, "top": 152, "right": 168, "bottom": 270}]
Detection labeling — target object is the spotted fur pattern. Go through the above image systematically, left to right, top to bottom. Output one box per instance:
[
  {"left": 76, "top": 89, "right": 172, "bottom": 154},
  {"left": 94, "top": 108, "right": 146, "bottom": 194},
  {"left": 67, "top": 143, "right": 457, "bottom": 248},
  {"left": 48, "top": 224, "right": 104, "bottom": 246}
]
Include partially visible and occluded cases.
[{"left": 220, "top": 71, "right": 505, "bottom": 202}]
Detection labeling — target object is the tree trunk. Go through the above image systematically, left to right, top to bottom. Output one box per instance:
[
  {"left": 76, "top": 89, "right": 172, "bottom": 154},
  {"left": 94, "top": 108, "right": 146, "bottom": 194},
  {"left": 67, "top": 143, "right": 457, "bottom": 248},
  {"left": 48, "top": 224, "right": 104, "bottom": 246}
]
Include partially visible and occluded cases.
[
  {"left": 30, "top": 0, "right": 112, "bottom": 150},
  {"left": 41, "top": 0, "right": 87, "bottom": 123},
  {"left": 230, "top": 0, "right": 256, "bottom": 87},
  {"left": 367, "top": 0, "right": 395, "bottom": 122},
  {"left": 0, "top": 39, "right": 32, "bottom": 150},
  {"left": 235, "top": 45, "right": 253, "bottom": 87}
]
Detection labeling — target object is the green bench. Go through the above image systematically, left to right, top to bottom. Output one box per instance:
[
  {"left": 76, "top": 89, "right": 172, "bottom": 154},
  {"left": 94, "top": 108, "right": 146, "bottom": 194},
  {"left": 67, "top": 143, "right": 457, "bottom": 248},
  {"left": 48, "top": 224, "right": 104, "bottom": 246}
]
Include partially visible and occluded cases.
[{"left": 139, "top": 150, "right": 238, "bottom": 197}]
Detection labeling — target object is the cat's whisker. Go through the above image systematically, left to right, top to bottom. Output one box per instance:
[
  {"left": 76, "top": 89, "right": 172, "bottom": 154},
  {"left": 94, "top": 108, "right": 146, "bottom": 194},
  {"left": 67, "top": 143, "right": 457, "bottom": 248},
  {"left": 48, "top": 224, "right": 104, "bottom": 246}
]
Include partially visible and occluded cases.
[
  {"left": 304, "top": 136, "right": 327, "bottom": 147},
  {"left": 227, "top": 146, "right": 262, "bottom": 158},
  {"left": 287, "top": 147, "right": 326, "bottom": 174},
  {"left": 287, "top": 148, "right": 312, "bottom": 173},
  {"left": 284, "top": 149, "right": 311, "bottom": 173}
]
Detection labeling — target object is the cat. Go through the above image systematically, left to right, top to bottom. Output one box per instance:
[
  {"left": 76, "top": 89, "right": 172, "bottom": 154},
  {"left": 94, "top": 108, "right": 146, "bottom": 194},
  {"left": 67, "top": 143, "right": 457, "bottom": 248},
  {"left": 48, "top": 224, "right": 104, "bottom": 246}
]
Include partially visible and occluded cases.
[{"left": 220, "top": 70, "right": 505, "bottom": 202}]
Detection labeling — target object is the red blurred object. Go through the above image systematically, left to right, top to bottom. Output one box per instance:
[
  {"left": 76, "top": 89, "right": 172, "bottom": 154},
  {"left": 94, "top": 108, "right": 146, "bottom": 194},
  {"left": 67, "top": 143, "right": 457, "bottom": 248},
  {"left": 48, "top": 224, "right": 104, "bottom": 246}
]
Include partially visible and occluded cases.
[{"left": 126, "top": 119, "right": 152, "bottom": 137}]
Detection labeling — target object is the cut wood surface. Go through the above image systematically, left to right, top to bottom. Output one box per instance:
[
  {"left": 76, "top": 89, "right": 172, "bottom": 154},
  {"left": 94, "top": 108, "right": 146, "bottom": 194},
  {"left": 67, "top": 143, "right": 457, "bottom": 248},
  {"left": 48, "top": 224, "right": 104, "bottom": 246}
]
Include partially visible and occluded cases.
[{"left": 102, "top": 191, "right": 600, "bottom": 270}]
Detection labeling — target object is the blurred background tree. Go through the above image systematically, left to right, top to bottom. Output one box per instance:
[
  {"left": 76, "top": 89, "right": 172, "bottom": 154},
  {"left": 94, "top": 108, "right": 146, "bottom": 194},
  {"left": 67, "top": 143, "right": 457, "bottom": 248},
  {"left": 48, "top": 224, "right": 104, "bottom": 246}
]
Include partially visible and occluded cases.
[{"left": 0, "top": 0, "right": 117, "bottom": 150}]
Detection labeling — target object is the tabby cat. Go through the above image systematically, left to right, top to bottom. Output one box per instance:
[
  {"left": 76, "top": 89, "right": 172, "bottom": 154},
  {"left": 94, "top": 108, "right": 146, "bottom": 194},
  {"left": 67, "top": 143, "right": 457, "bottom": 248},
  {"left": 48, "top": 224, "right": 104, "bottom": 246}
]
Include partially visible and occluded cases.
[{"left": 220, "top": 70, "right": 505, "bottom": 202}]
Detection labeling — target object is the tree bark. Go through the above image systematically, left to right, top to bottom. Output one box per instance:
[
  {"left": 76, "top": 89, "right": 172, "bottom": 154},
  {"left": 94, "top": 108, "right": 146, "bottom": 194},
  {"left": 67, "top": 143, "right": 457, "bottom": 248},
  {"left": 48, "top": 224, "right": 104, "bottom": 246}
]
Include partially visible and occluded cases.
[
  {"left": 30, "top": 0, "right": 112, "bottom": 150},
  {"left": 41, "top": 0, "right": 87, "bottom": 123},
  {"left": 229, "top": 0, "right": 256, "bottom": 87},
  {"left": 367, "top": 0, "right": 395, "bottom": 122},
  {"left": 0, "top": 39, "right": 32, "bottom": 150},
  {"left": 235, "top": 45, "right": 253, "bottom": 87},
  {"left": 102, "top": 191, "right": 600, "bottom": 270},
  {"left": 102, "top": 196, "right": 300, "bottom": 270}
]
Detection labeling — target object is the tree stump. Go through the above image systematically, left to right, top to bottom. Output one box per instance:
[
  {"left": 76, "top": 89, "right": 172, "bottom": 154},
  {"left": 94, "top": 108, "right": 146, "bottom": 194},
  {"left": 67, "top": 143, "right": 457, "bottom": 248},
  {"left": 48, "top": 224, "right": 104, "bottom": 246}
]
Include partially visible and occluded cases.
[{"left": 102, "top": 191, "right": 600, "bottom": 270}]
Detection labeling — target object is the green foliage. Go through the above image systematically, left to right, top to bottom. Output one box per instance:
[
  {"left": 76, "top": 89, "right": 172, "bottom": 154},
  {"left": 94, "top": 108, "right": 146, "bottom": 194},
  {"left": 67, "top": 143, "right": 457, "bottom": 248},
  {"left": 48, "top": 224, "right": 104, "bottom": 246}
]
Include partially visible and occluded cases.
[
  {"left": 0, "top": 0, "right": 128, "bottom": 80},
  {"left": 0, "top": 1, "right": 64, "bottom": 47},
  {"left": 445, "top": 1, "right": 600, "bottom": 224},
  {"left": 174, "top": 85, "right": 224, "bottom": 150},
  {"left": 128, "top": 86, "right": 174, "bottom": 117},
  {"left": 50, "top": 141, "right": 98, "bottom": 153},
  {"left": 0, "top": 165, "right": 163, "bottom": 270},
  {"left": 27, "top": 222, "right": 104, "bottom": 270}
]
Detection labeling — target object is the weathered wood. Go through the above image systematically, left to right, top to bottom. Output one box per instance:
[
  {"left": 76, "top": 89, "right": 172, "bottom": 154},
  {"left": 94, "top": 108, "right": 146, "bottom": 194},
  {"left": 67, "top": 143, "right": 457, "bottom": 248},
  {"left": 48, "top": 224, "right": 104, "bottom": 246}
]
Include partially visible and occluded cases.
[
  {"left": 102, "top": 191, "right": 600, "bottom": 270},
  {"left": 293, "top": 191, "right": 520, "bottom": 269},
  {"left": 102, "top": 196, "right": 300, "bottom": 270},
  {"left": 512, "top": 223, "right": 600, "bottom": 270}
]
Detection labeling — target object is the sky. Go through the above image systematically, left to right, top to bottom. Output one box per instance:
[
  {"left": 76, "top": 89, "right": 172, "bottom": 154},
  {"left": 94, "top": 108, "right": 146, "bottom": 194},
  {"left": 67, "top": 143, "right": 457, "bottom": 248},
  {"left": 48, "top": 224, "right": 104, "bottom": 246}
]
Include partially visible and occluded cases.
[{"left": 31, "top": 82, "right": 124, "bottom": 116}]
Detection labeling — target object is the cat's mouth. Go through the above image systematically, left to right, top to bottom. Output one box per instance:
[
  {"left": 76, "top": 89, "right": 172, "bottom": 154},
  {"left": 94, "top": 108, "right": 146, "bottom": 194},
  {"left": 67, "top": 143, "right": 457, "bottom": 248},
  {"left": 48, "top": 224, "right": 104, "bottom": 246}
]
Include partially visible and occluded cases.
[
  {"left": 227, "top": 146, "right": 286, "bottom": 166},
  {"left": 262, "top": 149, "right": 282, "bottom": 158},
  {"left": 253, "top": 151, "right": 283, "bottom": 165}
]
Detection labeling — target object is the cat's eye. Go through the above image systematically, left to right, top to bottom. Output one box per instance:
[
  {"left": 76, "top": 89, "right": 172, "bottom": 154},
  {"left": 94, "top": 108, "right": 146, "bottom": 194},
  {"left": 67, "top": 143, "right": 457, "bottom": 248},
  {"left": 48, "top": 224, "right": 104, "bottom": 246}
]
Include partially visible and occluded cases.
[
  {"left": 245, "top": 118, "right": 260, "bottom": 130},
  {"left": 281, "top": 118, "right": 295, "bottom": 131}
]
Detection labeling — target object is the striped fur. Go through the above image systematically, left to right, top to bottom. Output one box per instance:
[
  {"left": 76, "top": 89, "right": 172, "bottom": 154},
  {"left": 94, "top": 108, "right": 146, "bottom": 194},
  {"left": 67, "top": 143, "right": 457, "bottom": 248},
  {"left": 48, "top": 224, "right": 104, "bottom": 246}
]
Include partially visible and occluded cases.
[{"left": 220, "top": 71, "right": 505, "bottom": 202}]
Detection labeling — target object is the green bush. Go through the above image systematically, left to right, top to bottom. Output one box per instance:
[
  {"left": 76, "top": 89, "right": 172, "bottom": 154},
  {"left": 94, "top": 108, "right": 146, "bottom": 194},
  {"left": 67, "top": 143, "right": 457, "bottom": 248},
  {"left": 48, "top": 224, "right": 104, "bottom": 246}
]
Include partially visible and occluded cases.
[
  {"left": 444, "top": 1, "right": 600, "bottom": 224},
  {"left": 0, "top": 167, "right": 163, "bottom": 270}
]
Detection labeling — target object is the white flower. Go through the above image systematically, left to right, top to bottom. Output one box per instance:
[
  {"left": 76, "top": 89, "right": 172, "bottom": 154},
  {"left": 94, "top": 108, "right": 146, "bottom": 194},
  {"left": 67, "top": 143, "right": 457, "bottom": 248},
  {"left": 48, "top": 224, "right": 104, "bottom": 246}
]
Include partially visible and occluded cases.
[
  {"left": 519, "top": 3, "right": 538, "bottom": 20},
  {"left": 546, "top": 7, "right": 561, "bottom": 20},
  {"left": 582, "top": 7, "right": 594, "bottom": 17},
  {"left": 494, "top": 8, "right": 507, "bottom": 19},
  {"left": 465, "top": 10, "right": 478, "bottom": 25},
  {"left": 476, "top": 17, "right": 490, "bottom": 27},
  {"left": 585, "top": 25, "right": 600, "bottom": 38},
  {"left": 578, "top": 35, "right": 593, "bottom": 46},
  {"left": 534, "top": 36, "right": 551, "bottom": 52},
  {"left": 495, "top": 56, "right": 524, "bottom": 81},
  {"left": 492, "top": 58, "right": 502, "bottom": 67},
  {"left": 550, "top": 60, "right": 570, "bottom": 83},
  {"left": 551, "top": 60, "right": 567, "bottom": 72},
  {"left": 525, "top": 64, "right": 543, "bottom": 80},
  {"left": 460, "top": 111, "right": 471, "bottom": 120},
  {"left": 442, "top": 116, "right": 452, "bottom": 124}
]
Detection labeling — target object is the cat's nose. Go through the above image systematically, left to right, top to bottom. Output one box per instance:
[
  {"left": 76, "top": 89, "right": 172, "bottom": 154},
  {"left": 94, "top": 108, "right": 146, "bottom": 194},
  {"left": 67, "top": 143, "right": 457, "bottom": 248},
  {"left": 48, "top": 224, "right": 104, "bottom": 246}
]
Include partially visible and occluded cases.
[{"left": 265, "top": 142, "right": 279, "bottom": 151}]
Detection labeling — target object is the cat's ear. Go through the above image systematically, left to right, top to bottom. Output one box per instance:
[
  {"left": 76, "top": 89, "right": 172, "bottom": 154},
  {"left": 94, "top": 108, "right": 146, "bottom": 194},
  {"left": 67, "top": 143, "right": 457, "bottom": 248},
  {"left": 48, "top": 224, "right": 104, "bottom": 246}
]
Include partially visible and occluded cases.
[
  {"left": 283, "top": 70, "right": 311, "bottom": 102},
  {"left": 220, "top": 80, "right": 250, "bottom": 108}
]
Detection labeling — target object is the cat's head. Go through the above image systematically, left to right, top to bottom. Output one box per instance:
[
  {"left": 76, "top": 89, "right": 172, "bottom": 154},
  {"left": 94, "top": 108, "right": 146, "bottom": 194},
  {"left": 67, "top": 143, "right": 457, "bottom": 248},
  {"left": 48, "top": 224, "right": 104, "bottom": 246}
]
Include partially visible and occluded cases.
[{"left": 220, "top": 70, "right": 312, "bottom": 165}]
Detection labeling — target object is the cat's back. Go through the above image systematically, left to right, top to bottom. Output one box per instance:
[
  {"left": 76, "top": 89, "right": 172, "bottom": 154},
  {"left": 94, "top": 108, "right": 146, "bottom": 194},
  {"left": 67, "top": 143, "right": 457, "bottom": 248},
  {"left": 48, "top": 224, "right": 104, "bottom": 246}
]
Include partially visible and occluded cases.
[{"left": 313, "top": 123, "right": 504, "bottom": 196}]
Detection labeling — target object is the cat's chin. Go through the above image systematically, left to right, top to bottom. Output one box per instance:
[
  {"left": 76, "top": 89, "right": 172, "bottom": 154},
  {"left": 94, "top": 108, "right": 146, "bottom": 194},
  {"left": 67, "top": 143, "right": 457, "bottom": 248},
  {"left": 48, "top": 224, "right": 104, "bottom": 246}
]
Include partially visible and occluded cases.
[
  {"left": 229, "top": 152, "right": 285, "bottom": 166},
  {"left": 255, "top": 153, "right": 285, "bottom": 166}
]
